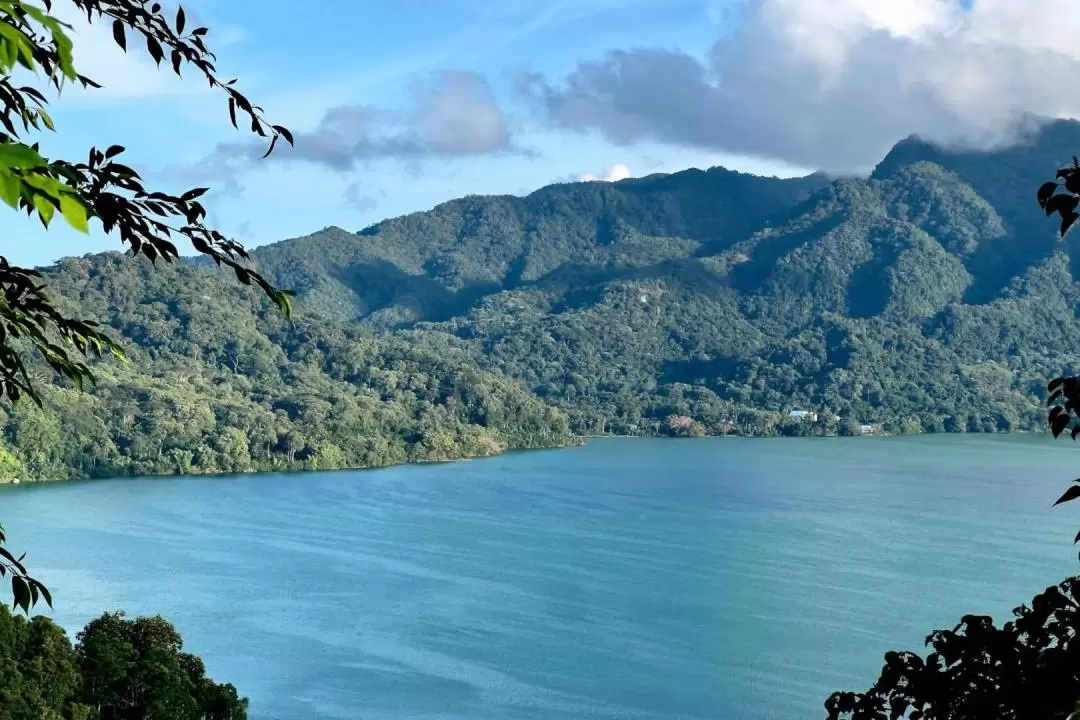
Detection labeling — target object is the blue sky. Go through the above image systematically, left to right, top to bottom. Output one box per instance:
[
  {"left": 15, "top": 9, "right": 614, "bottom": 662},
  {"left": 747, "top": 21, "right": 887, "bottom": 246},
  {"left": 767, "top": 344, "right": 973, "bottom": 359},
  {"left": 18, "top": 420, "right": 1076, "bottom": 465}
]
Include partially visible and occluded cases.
[
  {"left": 0, "top": 0, "right": 1075, "bottom": 267},
  {"left": 2, "top": 0, "right": 800, "bottom": 267}
]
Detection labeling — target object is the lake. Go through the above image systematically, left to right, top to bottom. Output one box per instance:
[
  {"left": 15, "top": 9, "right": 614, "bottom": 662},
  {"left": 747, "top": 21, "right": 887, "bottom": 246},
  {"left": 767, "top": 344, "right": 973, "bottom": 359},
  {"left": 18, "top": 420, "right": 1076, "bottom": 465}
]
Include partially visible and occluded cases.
[{"left": 2, "top": 435, "right": 1080, "bottom": 719}]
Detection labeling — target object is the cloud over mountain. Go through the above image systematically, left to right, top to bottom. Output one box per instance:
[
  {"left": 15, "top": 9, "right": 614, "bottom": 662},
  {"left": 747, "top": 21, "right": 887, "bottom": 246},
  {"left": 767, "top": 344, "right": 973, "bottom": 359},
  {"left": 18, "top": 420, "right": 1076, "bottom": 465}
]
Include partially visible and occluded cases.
[
  {"left": 519, "top": 0, "right": 1080, "bottom": 172},
  {"left": 183, "top": 70, "right": 528, "bottom": 180},
  {"left": 574, "top": 163, "right": 633, "bottom": 182}
]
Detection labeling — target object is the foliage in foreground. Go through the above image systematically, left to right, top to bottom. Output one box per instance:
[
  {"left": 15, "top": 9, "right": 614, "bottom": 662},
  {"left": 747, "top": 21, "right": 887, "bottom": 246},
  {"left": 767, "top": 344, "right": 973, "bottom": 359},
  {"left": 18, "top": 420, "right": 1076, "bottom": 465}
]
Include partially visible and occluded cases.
[
  {"left": 0, "top": 0, "right": 296, "bottom": 611},
  {"left": 0, "top": 0, "right": 292, "bottom": 407},
  {"left": 1040, "top": 157, "right": 1080, "bottom": 549},
  {"left": 825, "top": 576, "right": 1080, "bottom": 720},
  {"left": 0, "top": 605, "right": 246, "bottom": 720}
]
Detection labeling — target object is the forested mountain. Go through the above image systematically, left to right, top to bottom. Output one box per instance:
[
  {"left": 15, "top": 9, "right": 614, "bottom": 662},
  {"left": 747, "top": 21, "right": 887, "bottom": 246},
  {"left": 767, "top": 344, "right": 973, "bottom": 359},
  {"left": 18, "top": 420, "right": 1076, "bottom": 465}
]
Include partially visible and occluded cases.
[
  {"left": 246, "top": 120, "right": 1080, "bottom": 438},
  {"left": 6, "top": 121, "right": 1080, "bottom": 480},
  {"left": 250, "top": 167, "right": 830, "bottom": 325},
  {"left": 0, "top": 254, "right": 571, "bottom": 481}
]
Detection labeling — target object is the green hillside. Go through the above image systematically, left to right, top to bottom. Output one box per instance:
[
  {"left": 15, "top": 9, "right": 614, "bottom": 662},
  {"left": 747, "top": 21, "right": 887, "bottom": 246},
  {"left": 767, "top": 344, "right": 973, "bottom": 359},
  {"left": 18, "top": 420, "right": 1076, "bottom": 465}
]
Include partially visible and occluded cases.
[
  {"left": 242, "top": 120, "right": 1080, "bottom": 437},
  {"left": 7, "top": 121, "right": 1080, "bottom": 479},
  {"left": 250, "top": 166, "right": 830, "bottom": 326},
  {"left": 0, "top": 254, "right": 572, "bottom": 481}
]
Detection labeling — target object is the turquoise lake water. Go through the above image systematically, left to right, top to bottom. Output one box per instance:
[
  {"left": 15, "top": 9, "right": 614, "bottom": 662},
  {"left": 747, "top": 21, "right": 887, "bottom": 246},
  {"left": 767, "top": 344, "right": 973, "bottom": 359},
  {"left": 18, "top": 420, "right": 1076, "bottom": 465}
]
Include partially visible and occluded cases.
[{"left": 3, "top": 435, "right": 1080, "bottom": 719}]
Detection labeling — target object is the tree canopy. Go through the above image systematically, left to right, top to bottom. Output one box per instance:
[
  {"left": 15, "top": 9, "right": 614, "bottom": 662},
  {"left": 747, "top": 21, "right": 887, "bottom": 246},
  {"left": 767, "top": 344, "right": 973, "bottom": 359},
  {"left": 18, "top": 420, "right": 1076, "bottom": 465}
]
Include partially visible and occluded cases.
[
  {"left": 0, "top": 0, "right": 293, "bottom": 613},
  {"left": 239, "top": 124, "right": 1080, "bottom": 440},
  {"left": 0, "top": 251, "right": 573, "bottom": 482},
  {"left": 825, "top": 577, "right": 1080, "bottom": 720},
  {"left": 0, "top": 605, "right": 247, "bottom": 719}
]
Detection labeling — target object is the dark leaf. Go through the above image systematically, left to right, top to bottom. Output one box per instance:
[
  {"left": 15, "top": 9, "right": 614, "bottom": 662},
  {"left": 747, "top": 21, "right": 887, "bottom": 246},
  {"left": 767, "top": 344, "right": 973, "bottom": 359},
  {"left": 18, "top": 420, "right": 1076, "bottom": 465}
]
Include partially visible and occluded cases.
[
  {"left": 176, "top": 6, "right": 186, "bottom": 34},
  {"left": 112, "top": 19, "right": 126, "bottom": 51},
  {"left": 146, "top": 36, "right": 164, "bottom": 66},
  {"left": 273, "top": 125, "right": 295, "bottom": 145},
  {"left": 261, "top": 133, "right": 278, "bottom": 159},
  {"left": 1067, "top": 174, "right": 1080, "bottom": 196},
  {"left": 1039, "top": 182, "right": 1058, "bottom": 209},
  {"left": 1047, "top": 193, "right": 1080, "bottom": 218},
  {"left": 1061, "top": 210, "right": 1078, "bottom": 237},
  {"left": 190, "top": 236, "right": 210, "bottom": 254},
  {"left": 155, "top": 239, "right": 179, "bottom": 259},
  {"left": 1049, "top": 410, "right": 1067, "bottom": 440},
  {"left": 1052, "top": 412, "right": 1070, "bottom": 438},
  {"left": 1054, "top": 484, "right": 1080, "bottom": 506},
  {"left": 0, "top": 546, "right": 24, "bottom": 572},
  {"left": 10, "top": 575, "right": 28, "bottom": 612},
  {"left": 32, "top": 580, "right": 51, "bottom": 608}
]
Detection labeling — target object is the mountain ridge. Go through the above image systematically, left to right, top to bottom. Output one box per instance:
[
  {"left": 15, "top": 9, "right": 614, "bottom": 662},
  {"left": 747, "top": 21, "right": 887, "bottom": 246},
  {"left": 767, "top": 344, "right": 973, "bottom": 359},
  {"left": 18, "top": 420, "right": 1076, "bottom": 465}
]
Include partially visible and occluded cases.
[
  {"left": 230, "top": 120, "right": 1080, "bottom": 436},
  {"left": 5, "top": 122, "right": 1080, "bottom": 480},
  {"left": 249, "top": 164, "right": 832, "bottom": 325}
]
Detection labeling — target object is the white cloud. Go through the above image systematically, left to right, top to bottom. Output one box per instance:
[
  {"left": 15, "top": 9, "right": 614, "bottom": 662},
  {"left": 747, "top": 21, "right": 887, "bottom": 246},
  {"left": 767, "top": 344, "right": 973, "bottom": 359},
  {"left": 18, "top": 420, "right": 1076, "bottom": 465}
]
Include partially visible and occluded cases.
[
  {"left": 522, "top": 0, "right": 1080, "bottom": 172},
  {"left": 175, "top": 70, "right": 529, "bottom": 184},
  {"left": 575, "top": 163, "right": 633, "bottom": 182}
]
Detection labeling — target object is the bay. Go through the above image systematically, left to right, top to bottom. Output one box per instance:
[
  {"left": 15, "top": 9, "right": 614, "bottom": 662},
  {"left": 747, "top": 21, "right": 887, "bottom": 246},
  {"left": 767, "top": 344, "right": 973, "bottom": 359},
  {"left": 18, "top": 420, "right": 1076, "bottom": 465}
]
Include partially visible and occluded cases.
[{"left": 2, "top": 435, "right": 1079, "bottom": 719}]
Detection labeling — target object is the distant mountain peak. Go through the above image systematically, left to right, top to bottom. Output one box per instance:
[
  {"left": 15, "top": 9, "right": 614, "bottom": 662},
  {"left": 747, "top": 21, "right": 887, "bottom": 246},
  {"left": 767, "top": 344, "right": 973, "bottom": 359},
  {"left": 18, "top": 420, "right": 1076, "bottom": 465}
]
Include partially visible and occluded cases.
[
  {"left": 873, "top": 116, "right": 1080, "bottom": 181},
  {"left": 32, "top": 119, "right": 1080, "bottom": 445},
  {"left": 871, "top": 135, "right": 940, "bottom": 180}
]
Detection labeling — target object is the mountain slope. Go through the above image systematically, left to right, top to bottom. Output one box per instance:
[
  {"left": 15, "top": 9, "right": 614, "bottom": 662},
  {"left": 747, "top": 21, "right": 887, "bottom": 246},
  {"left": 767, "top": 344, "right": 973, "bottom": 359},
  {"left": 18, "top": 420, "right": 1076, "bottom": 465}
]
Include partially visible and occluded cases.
[
  {"left": 873, "top": 118, "right": 1080, "bottom": 302},
  {"left": 9, "top": 120, "right": 1080, "bottom": 478},
  {"left": 238, "top": 121, "right": 1080, "bottom": 437},
  {"left": 251, "top": 166, "right": 830, "bottom": 326},
  {"left": 0, "top": 254, "right": 572, "bottom": 481}
]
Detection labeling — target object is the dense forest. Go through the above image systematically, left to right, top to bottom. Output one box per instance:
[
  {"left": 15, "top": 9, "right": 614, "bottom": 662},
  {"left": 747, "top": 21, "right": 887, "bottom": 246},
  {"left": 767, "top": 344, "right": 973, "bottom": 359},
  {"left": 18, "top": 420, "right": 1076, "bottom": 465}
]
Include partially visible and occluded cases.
[
  {"left": 249, "top": 119, "right": 1080, "bottom": 437},
  {"left": 9, "top": 121, "right": 1080, "bottom": 479},
  {"left": 0, "top": 255, "right": 571, "bottom": 482},
  {"left": 0, "top": 606, "right": 246, "bottom": 719}
]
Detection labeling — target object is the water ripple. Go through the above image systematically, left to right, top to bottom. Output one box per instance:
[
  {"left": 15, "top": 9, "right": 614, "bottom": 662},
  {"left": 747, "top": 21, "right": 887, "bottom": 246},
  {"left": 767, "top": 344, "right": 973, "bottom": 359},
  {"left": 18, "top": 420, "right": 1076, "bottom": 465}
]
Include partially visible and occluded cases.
[{"left": 0, "top": 436, "right": 1077, "bottom": 719}]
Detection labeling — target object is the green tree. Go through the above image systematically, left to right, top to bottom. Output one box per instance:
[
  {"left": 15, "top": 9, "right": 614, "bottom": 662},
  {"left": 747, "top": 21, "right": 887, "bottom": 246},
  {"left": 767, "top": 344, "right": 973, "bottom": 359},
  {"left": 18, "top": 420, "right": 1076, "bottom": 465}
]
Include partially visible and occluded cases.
[
  {"left": 0, "top": 0, "right": 293, "bottom": 613},
  {"left": 826, "top": 577, "right": 1080, "bottom": 720},
  {"left": 0, "top": 604, "right": 244, "bottom": 720},
  {"left": 76, "top": 612, "right": 247, "bottom": 720}
]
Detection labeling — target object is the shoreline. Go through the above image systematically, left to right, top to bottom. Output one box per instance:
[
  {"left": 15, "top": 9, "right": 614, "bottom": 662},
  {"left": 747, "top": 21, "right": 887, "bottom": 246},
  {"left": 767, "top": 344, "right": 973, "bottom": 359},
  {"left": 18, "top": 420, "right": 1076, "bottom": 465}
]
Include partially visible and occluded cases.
[
  {"left": 0, "top": 428, "right": 1052, "bottom": 487},
  {"left": 0, "top": 437, "right": 585, "bottom": 487}
]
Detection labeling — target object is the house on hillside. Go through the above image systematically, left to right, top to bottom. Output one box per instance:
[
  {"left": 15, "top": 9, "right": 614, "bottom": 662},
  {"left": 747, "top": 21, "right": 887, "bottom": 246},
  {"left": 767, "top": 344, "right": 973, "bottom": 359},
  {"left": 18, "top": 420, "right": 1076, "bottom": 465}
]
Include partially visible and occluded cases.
[{"left": 789, "top": 410, "right": 818, "bottom": 422}]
